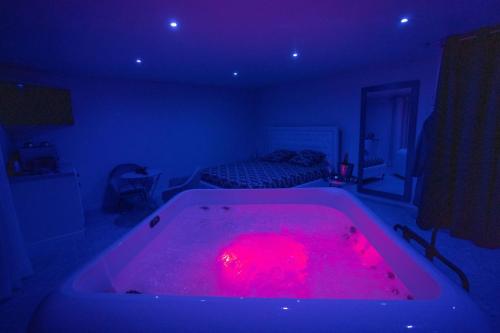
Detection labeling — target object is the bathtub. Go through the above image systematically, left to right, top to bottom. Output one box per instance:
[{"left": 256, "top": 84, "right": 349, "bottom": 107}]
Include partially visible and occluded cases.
[{"left": 29, "top": 188, "right": 490, "bottom": 332}]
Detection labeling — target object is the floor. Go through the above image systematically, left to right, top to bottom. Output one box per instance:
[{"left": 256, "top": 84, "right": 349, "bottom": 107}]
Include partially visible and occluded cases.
[
  {"left": 363, "top": 171, "right": 405, "bottom": 195},
  {"left": 0, "top": 191, "right": 499, "bottom": 332}
]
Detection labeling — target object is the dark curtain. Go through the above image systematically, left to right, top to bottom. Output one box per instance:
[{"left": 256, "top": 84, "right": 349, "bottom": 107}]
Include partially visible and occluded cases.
[
  {"left": 417, "top": 27, "right": 500, "bottom": 248},
  {"left": 413, "top": 112, "right": 437, "bottom": 207}
]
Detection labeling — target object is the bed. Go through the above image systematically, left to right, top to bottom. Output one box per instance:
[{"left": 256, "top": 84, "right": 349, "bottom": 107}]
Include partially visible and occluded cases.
[
  {"left": 201, "top": 127, "right": 340, "bottom": 189},
  {"left": 202, "top": 160, "right": 329, "bottom": 188}
]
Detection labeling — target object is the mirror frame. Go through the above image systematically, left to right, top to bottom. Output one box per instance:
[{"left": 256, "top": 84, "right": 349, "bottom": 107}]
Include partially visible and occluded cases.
[{"left": 357, "top": 80, "right": 420, "bottom": 202}]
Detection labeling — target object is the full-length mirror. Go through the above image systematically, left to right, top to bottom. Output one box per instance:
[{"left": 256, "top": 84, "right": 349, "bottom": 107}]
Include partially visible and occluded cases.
[{"left": 357, "top": 81, "right": 419, "bottom": 201}]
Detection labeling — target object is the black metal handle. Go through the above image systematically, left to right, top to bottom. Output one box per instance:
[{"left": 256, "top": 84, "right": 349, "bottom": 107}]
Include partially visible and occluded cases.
[{"left": 393, "top": 224, "right": 470, "bottom": 292}]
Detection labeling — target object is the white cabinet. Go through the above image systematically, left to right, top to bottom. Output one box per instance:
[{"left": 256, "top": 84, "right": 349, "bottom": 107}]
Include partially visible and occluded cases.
[{"left": 10, "top": 170, "right": 85, "bottom": 250}]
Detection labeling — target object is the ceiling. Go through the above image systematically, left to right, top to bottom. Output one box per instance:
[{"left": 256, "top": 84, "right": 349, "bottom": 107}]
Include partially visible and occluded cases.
[{"left": 0, "top": 1, "right": 499, "bottom": 87}]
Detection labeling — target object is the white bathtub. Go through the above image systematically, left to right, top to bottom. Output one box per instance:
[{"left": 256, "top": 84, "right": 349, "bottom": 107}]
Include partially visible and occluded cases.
[{"left": 29, "top": 188, "right": 490, "bottom": 332}]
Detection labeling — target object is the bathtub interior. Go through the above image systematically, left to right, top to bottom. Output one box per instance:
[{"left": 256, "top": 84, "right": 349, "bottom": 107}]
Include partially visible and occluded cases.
[{"left": 73, "top": 189, "right": 441, "bottom": 300}]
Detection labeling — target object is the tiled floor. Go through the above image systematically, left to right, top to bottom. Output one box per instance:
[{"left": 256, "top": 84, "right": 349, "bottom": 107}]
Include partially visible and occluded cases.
[
  {"left": 363, "top": 173, "right": 405, "bottom": 195},
  {"left": 0, "top": 193, "right": 499, "bottom": 332},
  {"left": 360, "top": 198, "right": 500, "bottom": 331},
  {"left": 0, "top": 211, "right": 131, "bottom": 333}
]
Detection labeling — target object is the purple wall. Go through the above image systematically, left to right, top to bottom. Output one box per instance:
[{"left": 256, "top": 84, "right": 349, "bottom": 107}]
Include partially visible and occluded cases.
[
  {"left": 254, "top": 56, "right": 441, "bottom": 174},
  {"left": 0, "top": 67, "right": 257, "bottom": 210}
]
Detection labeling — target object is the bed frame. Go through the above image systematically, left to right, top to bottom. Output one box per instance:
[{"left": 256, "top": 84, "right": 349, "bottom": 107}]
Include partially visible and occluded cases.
[{"left": 200, "top": 126, "right": 340, "bottom": 189}]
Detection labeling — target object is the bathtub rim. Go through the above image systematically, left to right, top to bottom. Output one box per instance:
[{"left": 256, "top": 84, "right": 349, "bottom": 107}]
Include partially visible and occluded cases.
[
  {"left": 28, "top": 188, "right": 492, "bottom": 333},
  {"left": 67, "top": 188, "right": 464, "bottom": 301}
]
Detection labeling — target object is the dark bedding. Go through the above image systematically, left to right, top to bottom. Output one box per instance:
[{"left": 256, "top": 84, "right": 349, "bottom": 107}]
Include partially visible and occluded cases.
[{"left": 201, "top": 160, "right": 329, "bottom": 189}]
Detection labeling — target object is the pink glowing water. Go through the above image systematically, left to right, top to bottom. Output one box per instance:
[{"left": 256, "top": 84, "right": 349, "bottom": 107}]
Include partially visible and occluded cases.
[{"left": 113, "top": 204, "right": 413, "bottom": 300}]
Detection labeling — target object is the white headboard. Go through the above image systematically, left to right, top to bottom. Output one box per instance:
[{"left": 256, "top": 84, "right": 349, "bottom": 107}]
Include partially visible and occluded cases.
[{"left": 265, "top": 127, "right": 341, "bottom": 167}]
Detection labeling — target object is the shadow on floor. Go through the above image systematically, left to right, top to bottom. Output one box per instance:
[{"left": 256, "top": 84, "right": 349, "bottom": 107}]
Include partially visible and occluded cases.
[{"left": 113, "top": 208, "right": 157, "bottom": 228}]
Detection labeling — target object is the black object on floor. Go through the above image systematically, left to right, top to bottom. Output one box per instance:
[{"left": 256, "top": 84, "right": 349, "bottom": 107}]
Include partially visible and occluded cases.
[{"left": 394, "top": 224, "right": 470, "bottom": 291}]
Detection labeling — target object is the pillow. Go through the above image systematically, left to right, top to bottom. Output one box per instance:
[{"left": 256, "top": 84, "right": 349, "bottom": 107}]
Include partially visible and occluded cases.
[
  {"left": 260, "top": 149, "right": 297, "bottom": 162},
  {"left": 289, "top": 150, "right": 326, "bottom": 166}
]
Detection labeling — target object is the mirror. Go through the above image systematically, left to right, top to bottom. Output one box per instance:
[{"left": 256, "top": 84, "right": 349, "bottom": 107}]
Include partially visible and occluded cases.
[{"left": 357, "top": 81, "right": 419, "bottom": 201}]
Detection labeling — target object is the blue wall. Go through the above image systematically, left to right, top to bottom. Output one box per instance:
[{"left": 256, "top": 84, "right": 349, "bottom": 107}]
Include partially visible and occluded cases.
[
  {"left": 1, "top": 55, "right": 441, "bottom": 211},
  {"left": 254, "top": 56, "right": 441, "bottom": 174},
  {"left": 0, "top": 67, "right": 258, "bottom": 210},
  {"left": 0, "top": 126, "right": 9, "bottom": 160}
]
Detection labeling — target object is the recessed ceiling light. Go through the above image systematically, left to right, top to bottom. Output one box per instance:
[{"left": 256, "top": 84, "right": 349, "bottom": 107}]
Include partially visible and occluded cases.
[
  {"left": 400, "top": 17, "right": 409, "bottom": 24},
  {"left": 169, "top": 20, "right": 178, "bottom": 29},
  {"left": 292, "top": 52, "right": 299, "bottom": 58},
  {"left": 135, "top": 58, "right": 142, "bottom": 64},
  {"left": 233, "top": 72, "right": 239, "bottom": 77}
]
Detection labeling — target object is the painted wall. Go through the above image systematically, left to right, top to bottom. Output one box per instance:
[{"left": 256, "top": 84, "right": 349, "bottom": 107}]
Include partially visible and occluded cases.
[
  {"left": 1, "top": 55, "right": 441, "bottom": 211},
  {"left": 254, "top": 56, "right": 441, "bottom": 174},
  {"left": 0, "top": 67, "right": 257, "bottom": 211},
  {"left": 0, "top": 126, "right": 9, "bottom": 160}
]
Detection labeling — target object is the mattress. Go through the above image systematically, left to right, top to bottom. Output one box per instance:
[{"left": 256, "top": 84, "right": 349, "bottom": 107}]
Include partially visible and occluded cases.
[{"left": 202, "top": 160, "right": 328, "bottom": 189}]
